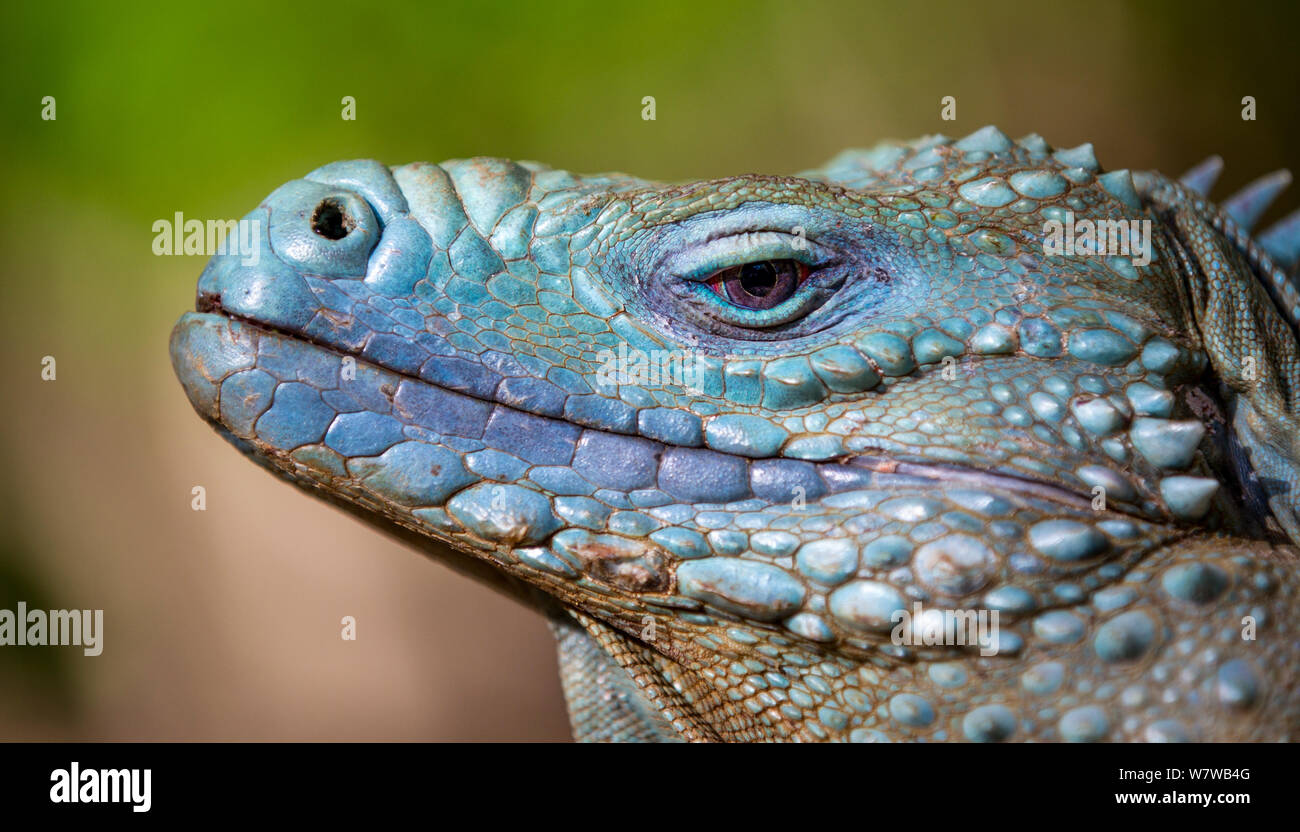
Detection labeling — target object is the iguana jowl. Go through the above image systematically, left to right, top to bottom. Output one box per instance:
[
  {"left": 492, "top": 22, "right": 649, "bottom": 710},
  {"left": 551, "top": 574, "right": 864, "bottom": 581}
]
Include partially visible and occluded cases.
[{"left": 171, "top": 126, "right": 1300, "bottom": 741}]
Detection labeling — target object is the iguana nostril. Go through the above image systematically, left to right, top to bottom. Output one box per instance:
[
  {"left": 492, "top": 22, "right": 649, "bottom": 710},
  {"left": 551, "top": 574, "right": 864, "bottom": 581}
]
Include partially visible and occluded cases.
[{"left": 310, "top": 198, "right": 353, "bottom": 240}]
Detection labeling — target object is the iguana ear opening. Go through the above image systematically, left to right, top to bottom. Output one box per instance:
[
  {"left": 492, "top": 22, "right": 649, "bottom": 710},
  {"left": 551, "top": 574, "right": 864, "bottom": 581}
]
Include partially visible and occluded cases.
[{"left": 1163, "top": 201, "right": 1300, "bottom": 542}]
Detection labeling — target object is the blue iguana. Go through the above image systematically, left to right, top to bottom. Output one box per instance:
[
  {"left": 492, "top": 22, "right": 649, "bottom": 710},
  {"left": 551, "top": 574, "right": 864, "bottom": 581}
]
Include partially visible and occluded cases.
[{"left": 170, "top": 126, "right": 1300, "bottom": 741}]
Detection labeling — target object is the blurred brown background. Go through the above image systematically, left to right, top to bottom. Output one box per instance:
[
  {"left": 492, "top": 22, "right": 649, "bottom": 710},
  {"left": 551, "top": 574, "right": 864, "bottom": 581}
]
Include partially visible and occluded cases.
[{"left": 0, "top": 0, "right": 1296, "bottom": 740}]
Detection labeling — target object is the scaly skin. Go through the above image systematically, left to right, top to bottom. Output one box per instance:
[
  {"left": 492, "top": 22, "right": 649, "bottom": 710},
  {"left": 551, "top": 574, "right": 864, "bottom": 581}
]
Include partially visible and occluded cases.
[{"left": 170, "top": 126, "right": 1300, "bottom": 741}]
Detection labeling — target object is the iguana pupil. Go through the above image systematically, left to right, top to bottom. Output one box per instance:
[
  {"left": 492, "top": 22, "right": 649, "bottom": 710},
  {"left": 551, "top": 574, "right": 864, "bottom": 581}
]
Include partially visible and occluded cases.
[
  {"left": 716, "top": 259, "right": 800, "bottom": 309},
  {"left": 739, "top": 261, "right": 778, "bottom": 296}
]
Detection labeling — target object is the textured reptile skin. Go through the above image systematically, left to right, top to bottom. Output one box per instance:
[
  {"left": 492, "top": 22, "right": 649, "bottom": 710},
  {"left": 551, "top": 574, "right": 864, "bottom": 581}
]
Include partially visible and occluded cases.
[{"left": 170, "top": 126, "right": 1300, "bottom": 741}]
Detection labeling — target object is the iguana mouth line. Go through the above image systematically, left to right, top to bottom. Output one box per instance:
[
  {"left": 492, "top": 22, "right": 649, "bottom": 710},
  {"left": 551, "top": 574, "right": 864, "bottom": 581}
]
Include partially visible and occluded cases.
[
  {"left": 193, "top": 295, "right": 1132, "bottom": 517},
  {"left": 844, "top": 455, "right": 1096, "bottom": 511}
]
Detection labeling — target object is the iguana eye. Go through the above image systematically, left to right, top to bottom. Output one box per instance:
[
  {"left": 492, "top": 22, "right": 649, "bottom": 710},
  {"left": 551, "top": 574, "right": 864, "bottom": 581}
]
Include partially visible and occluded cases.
[
  {"left": 648, "top": 221, "right": 849, "bottom": 334},
  {"left": 705, "top": 260, "right": 808, "bottom": 310}
]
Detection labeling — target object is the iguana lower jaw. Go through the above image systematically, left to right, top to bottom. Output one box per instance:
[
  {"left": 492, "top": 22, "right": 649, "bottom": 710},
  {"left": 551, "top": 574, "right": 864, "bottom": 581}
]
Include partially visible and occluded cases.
[{"left": 170, "top": 130, "right": 1300, "bottom": 741}]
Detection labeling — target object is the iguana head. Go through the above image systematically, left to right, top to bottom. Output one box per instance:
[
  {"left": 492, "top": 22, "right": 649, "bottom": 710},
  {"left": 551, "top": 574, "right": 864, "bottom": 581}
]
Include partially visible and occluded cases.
[{"left": 171, "top": 126, "right": 1300, "bottom": 741}]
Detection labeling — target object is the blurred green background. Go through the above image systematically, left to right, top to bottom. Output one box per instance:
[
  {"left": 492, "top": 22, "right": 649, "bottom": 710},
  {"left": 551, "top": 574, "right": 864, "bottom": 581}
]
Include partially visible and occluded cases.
[{"left": 0, "top": 0, "right": 1295, "bottom": 740}]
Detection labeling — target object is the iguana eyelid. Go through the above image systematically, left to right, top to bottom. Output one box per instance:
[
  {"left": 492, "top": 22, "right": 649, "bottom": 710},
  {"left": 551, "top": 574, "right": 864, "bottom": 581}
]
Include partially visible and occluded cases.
[{"left": 662, "top": 230, "right": 833, "bottom": 282}]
